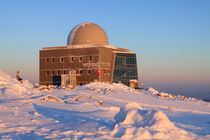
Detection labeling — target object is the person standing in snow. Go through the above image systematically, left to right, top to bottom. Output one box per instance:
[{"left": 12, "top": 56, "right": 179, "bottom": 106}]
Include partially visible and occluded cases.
[{"left": 16, "top": 70, "right": 23, "bottom": 83}]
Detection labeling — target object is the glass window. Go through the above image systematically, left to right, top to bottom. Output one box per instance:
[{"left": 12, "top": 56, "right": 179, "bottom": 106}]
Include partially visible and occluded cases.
[
  {"left": 112, "top": 53, "right": 138, "bottom": 86},
  {"left": 79, "top": 56, "right": 83, "bottom": 62},
  {"left": 89, "top": 56, "right": 92, "bottom": 62},
  {"left": 60, "top": 57, "right": 64, "bottom": 63},
  {"left": 70, "top": 57, "right": 74, "bottom": 63},
  {"left": 45, "top": 58, "right": 50, "bottom": 63},
  {"left": 51, "top": 58, "right": 55, "bottom": 63},
  {"left": 79, "top": 69, "right": 83, "bottom": 74},
  {"left": 52, "top": 70, "right": 55, "bottom": 76},
  {"left": 64, "top": 70, "right": 69, "bottom": 74},
  {"left": 87, "top": 70, "right": 91, "bottom": 75},
  {"left": 107, "top": 70, "right": 110, "bottom": 75},
  {"left": 46, "top": 71, "right": 49, "bottom": 76}
]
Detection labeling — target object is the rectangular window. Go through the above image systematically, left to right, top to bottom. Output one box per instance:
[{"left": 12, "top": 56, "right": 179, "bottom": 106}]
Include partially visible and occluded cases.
[
  {"left": 79, "top": 56, "right": 83, "bottom": 62},
  {"left": 89, "top": 56, "right": 92, "bottom": 62},
  {"left": 60, "top": 57, "right": 64, "bottom": 63},
  {"left": 70, "top": 57, "right": 74, "bottom": 63},
  {"left": 45, "top": 58, "right": 50, "bottom": 63},
  {"left": 51, "top": 58, "right": 55, "bottom": 63},
  {"left": 79, "top": 69, "right": 83, "bottom": 75},
  {"left": 52, "top": 70, "right": 55, "bottom": 76},
  {"left": 58, "top": 70, "right": 61, "bottom": 75},
  {"left": 64, "top": 70, "right": 68, "bottom": 74},
  {"left": 76, "top": 70, "right": 79, "bottom": 74},
  {"left": 87, "top": 70, "right": 91, "bottom": 75},
  {"left": 104, "top": 70, "right": 110, "bottom": 75},
  {"left": 107, "top": 70, "right": 110, "bottom": 75},
  {"left": 46, "top": 71, "right": 49, "bottom": 76}
]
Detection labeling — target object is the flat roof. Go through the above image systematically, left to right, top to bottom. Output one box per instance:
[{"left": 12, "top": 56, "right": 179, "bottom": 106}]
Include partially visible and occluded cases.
[{"left": 42, "top": 45, "right": 130, "bottom": 52}]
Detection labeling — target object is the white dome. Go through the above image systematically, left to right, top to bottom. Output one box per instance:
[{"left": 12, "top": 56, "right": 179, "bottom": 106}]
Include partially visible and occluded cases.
[{"left": 67, "top": 22, "right": 109, "bottom": 45}]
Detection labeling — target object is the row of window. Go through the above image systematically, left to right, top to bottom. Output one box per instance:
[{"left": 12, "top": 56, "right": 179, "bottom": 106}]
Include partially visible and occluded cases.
[
  {"left": 44, "top": 56, "right": 93, "bottom": 63},
  {"left": 45, "top": 69, "right": 110, "bottom": 76},
  {"left": 46, "top": 69, "right": 88, "bottom": 76},
  {"left": 44, "top": 81, "right": 91, "bottom": 86}
]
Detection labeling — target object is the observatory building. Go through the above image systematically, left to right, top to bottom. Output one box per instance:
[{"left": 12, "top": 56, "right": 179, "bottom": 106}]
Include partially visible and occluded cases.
[{"left": 39, "top": 22, "right": 139, "bottom": 88}]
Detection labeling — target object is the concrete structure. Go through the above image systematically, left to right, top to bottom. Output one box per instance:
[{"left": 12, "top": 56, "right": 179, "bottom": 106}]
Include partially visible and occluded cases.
[{"left": 39, "top": 22, "right": 139, "bottom": 88}]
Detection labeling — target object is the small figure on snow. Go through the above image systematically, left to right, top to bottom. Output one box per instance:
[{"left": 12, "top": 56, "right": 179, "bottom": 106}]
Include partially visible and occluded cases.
[{"left": 16, "top": 70, "right": 23, "bottom": 83}]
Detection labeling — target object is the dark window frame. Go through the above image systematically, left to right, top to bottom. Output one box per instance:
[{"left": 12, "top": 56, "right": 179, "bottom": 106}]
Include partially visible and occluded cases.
[
  {"left": 79, "top": 56, "right": 83, "bottom": 62},
  {"left": 89, "top": 56, "right": 92, "bottom": 62},
  {"left": 60, "top": 57, "right": 64, "bottom": 63},
  {"left": 70, "top": 57, "right": 74, "bottom": 63},
  {"left": 51, "top": 58, "right": 55, "bottom": 63},
  {"left": 87, "top": 69, "right": 91, "bottom": 75},
  {"left": 46, "top": 71, "right": 49, "bottom": 76}
]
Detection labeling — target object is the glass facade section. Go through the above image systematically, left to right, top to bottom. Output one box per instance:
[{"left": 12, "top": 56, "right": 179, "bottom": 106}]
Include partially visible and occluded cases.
[{"left": 113, "top": 53, "right": 138, "bottom": 86}]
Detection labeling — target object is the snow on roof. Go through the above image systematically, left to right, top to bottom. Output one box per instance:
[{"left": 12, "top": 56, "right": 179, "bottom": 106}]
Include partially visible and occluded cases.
[{"left": 130, "top": 79, "right": 138, "bottom": 82}]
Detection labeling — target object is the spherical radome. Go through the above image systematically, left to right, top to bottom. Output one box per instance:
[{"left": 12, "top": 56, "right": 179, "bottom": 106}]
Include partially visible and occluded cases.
[{"left": 67, "top": 22, "right": 109, "bottom": 45}]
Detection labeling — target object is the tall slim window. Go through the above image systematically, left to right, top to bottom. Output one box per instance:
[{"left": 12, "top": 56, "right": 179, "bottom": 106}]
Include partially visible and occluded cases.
[
  {"left": 79, "top": 56, "right": 83, "bottom": 62},
  {"left": 89, "top": 56, "right": 92, "bottom": 62},
  {"left": 60, "top": 57, "right": 64, "bottom": 63},
  {"left": 70, "top": 57, "right": 74, "bottom": 63},
  {"left": 45, "top": 58, "right": 50, "bottom": 63},
  {"left": 51, "top": 58, "right": 55, "bottom": 63},
  {"left": 79, "top": 69, "right": 83, "bottom": 75},
  {"left": 52, "top": 70, "right": 55, "bottom": 76},
  {"left": 64, "top": 70, "right": 68, "bottom": 74},
  {"left": 87, "top": 70, "right": 91, "bottom": 75},
  {"left": 107, "top": 70, "right": 110, "bottom": 75},
  {"left": 46, "top": 71, "right": 49, "bottom": 76}
]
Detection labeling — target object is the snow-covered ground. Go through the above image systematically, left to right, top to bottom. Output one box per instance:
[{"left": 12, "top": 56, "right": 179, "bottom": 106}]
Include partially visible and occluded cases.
[{"left": 0, "top": 70, "right": 210, "bottom": 139}]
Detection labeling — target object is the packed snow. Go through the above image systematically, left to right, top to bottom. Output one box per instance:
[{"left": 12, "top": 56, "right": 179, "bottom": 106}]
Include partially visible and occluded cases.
[{"left": 0, "top": 69, "right": 210, "bottom": 139}]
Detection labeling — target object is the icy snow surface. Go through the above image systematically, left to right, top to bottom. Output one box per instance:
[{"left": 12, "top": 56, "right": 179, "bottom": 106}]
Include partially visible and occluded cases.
[{"left": 0, "top": 69, "right": 210, "bottom": 139}]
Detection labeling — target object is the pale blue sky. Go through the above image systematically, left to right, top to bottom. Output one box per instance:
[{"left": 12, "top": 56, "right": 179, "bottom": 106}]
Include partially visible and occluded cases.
[{"left": 0, "top": 0, "right": 210, "bottom": 98}]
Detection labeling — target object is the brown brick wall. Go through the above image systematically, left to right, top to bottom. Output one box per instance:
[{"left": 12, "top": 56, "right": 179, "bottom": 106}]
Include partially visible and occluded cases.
[
  {"left": 40, "top": 46, "right": 108, "bottom": 85},
  {"left": 99, "top": 47, "right": 115, "bottom": 83}
]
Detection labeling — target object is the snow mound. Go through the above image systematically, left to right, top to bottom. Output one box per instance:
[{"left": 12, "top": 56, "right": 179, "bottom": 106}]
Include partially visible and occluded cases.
[
  {"left": 0, "top": 70, "right": 34, "bottom": 98},
  {"left": 84, "top": 82, "right": 130, "bottom": 93},
  {"left": 146, "top": 87, "right": 159, "bottom": 94},
  {"left": 146, "top": 87, "right": 177, "bottom": 99},
  {"left": 157, "top": 92, "right": 176, "bottom": 98},
  {"left": 40, "top": 95, "right": 62, "bottom": 102},
  {"left": 112, "top": 102, "right": 196, "bottom": 139},
  {"left": 114, "top": 102, "right": 143, "bottom": 124}
]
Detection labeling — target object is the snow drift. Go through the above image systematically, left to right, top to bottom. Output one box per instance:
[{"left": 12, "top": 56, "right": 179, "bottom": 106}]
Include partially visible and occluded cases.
[
  {"left": 0, "top": 69, "right": 210, "bottom": 139},
  {"left": 0, "top": 70, "right": 36, "bottom": 98},
  {"left": 112, "top": 102, "right": 195, "bottom": 139}
]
